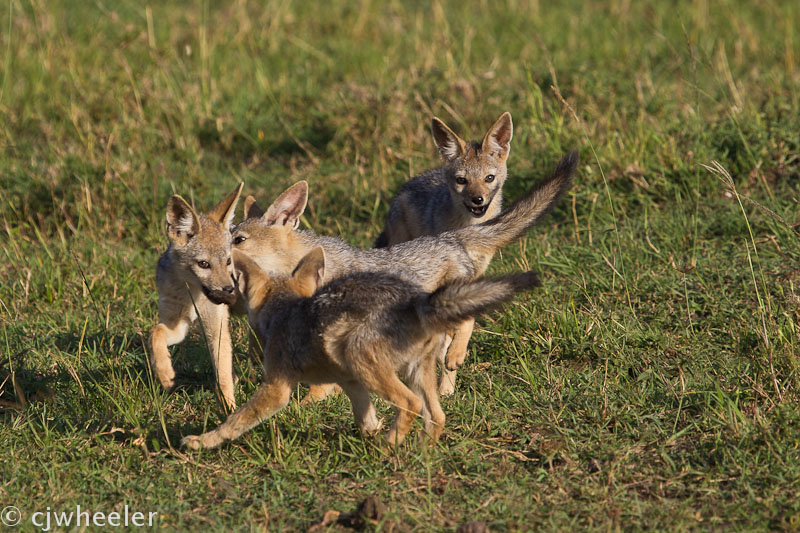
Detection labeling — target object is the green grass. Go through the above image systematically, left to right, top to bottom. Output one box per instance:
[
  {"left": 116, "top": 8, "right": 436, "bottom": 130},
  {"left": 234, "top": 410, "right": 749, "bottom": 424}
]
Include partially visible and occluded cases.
[{"left": 1, "top": 0, "right": 799, "bottom": 530}]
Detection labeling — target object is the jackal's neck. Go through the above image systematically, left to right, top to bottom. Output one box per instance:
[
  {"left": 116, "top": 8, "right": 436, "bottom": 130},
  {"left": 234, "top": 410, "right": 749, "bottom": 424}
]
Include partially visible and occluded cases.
[
  {"left": 249, "top": 230, "right": 321, "bottom": 278},
  {"left": 292, "top": 230, "right": 323, "bottom": 260},
  {"left": 292, "top": 230, "right": 355, "bottom": 282}
]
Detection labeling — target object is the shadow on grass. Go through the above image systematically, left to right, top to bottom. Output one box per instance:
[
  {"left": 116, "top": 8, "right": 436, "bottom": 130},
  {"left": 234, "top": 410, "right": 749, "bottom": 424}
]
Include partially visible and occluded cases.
[{"left": 196, "top": 117, "right": 336, "bottom": 161}]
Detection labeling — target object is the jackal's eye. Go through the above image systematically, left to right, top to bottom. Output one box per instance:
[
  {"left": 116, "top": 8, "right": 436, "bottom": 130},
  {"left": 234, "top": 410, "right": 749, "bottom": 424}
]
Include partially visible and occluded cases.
[
  {"left": 485, "top": 174, "right": 495, "bottom": 183},
  {"left": 455, "top": 177, "right": 467, "bottom": 185},
  {"left": 233, "top": 236, "right": 247, "bottom": 245},
  {"left": 226, "top": 257, "right": 232, "bottom": 266},
  {"left": 197, "top": 260, "right": 210, "bottom": 269}
]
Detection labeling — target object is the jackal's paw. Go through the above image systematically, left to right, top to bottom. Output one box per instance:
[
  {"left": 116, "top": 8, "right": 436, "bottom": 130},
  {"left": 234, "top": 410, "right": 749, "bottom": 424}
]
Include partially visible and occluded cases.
[
  {"left": 444, "top": 353, "right": 463, "bottom": 371},
  {"left": 156, "top": 374, "right": 176, "bottom": 391},
  {"left": 438, "top": 381, "right": 455, "bottom": 397},
  {"left": 299, "top": 392, "right": 318, "bottom": 406},
  {"left": 359, "top": 416, "right": 384, "bottom": 436},
  {"left": 424, "top": 427, "right": 444, "bottom": 444},
  {"left": 384, "top": 430, "right": 404, "bottom": 447},
  {"left": 181, "top": 435, "right": 204, "bottom": 450}
]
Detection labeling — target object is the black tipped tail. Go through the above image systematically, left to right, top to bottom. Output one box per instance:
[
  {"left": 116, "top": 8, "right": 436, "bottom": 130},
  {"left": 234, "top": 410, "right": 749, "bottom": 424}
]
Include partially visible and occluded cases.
[
  {"left": 554, "top": 150, "right": 580, "bottom": 184},
  {"left": 374, "top": 231, "right": 389, "bottom": 248},
  {"left": 415, "top": 271, "right": 541, "bottom": 331},
  {"left": 494, "top": 271, "right": 542, "bottom": 293}
]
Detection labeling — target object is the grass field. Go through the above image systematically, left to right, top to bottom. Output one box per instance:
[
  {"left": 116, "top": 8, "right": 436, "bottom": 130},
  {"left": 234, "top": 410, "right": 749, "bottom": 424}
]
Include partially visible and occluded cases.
[{"left": 1, "top": 0, "right": 799, "bottom": 530}]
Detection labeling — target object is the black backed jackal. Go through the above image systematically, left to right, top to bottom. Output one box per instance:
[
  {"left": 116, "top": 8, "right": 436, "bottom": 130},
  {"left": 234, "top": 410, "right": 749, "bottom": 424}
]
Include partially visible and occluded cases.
[{"left": 181, "top": 248, "right": 540, "bottom": 450}]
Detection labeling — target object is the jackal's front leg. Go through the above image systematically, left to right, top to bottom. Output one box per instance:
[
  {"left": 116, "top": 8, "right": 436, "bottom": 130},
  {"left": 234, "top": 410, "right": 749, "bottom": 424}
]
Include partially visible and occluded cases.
[
  {"left": 197, "top": 300, "right": 237, "bottom": 411},
  {"left": 149, "top": 311, "right": 191, "bottom": 391},
  {"left": 444, "top": 317, "right": 475, "bottom": 371},
  {"left": 182, "top": 377, "right": 292, "bottom": 450},
  {"left": 340, "top": 381, "right": 383, "bottom": 434}
]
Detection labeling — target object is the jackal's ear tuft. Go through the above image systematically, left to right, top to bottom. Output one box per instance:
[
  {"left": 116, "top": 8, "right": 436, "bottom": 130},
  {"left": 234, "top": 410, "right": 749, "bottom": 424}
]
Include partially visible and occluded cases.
[
  {"left": 482, "top": 112, "right": 513, "bottom": 161},
  {"left": 432, "top": 117, "right": 466, "bottom": 162},
  {"left": 263, "top": 181, "right": 308, "bottom": 229},
  {"left": 207, "top": 182, "right": 244, "bottom": 227},
  {"left": 166, "top": 195, "right": 201, "bottom": 242},
  {"left": 243, "top": 195, "right": 265, "bottom": 219},
  {"left": 291, "top": 246, "right": 325, "bottom": 297}
]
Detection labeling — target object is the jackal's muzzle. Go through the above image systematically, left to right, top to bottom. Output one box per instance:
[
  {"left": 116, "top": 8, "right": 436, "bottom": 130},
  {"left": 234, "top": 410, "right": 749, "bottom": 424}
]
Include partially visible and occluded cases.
[
  {"left": 464, "top": 198, "right": 491, "bottom": 218},
  {"left": 202, "top": 285, "right": 237, "bottom": 306}
]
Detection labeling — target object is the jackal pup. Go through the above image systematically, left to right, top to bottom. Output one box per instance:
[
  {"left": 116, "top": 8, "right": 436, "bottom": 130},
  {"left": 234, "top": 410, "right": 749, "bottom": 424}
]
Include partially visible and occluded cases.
[
  {"left": 375, "top": 112, "right": 513, "bottom": 247},
  {"left": 149, "top": 183, "right": 243, "bottom": 410},
  {"left": 181, "top": 249, "right": 540, "bottom": 450}
]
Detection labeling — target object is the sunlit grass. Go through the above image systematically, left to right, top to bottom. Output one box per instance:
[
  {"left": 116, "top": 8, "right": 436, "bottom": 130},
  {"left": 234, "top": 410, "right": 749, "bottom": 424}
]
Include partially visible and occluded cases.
[{"left": 1, "top": 0, "right": 799, "bottom": 530}]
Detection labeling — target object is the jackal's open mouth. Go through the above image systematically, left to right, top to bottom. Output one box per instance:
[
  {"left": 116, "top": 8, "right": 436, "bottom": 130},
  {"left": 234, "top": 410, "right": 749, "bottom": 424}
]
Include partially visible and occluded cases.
[{"left": 465, "top": 204, "right": 488, "bottom": 217}]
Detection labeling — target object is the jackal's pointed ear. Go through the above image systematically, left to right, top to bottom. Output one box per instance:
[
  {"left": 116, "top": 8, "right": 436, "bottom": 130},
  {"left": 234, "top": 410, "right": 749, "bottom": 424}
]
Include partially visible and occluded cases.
[
  {"left": 481, "top": 112, "right": 513, "bottom": 161},
  {"left": 432, "top": 117, "right": 466, "bottom": 162},
  {"left": 263, "top": 181, "right": 308, "bottom": 228},
  {"left": 207, "top": 182, "right": 244, "bottom": 227},
  {"left": 166, "top": 195, "right": 201, "bottom": 243},
  {"left": 243, "top": 195, "right": 265, "bottom": 219},
  {"left": 291, "top": 246, "right": 325, "bottom": 297},
  {"left": 232, "top": 249, "right": 269, "bottom": 306}
]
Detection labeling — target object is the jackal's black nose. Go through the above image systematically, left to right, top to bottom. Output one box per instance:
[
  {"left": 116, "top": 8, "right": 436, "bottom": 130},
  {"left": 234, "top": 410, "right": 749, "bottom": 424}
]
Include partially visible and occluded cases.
[
  {"left": 471, "top": 196, "right": 484, "bottom": 205},
  {"left": 222, "top": 285, "right": 235, "bottom": 294}
]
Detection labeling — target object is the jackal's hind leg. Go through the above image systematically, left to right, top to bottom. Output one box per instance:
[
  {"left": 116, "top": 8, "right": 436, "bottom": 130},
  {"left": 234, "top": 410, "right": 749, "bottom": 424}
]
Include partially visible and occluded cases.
[{"left": 355, "top": 360, "right": 422, "bottom": 446}]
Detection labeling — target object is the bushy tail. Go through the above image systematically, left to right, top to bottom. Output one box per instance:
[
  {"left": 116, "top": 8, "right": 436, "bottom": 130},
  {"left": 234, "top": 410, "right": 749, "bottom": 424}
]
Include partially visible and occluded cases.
[
  {"left": 462, "top": 150, "right": 579, "bottom": 252},
  {"left": 414, "top": 271, "right": 541, "bottom": 331}
]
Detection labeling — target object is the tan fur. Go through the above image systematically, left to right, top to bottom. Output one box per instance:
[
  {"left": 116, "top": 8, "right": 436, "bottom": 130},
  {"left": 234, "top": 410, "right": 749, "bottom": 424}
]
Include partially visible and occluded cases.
[
  {"left": 230, "top": 151, "right": 577, "bottom": 402},
  {"left": 149, "top": 183, "right": 243, "bottom": 411},
  {"left": 181, "top": 249, "right": 540, "bottom": 450}
]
